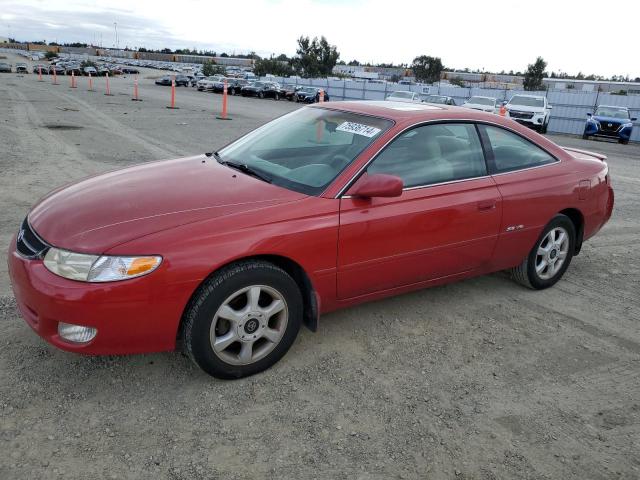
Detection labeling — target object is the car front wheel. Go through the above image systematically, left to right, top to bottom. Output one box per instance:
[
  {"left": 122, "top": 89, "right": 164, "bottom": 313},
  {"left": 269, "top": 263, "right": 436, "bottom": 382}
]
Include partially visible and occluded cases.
[
  {"left": 510, "top": 214, "right": 575, "bottom": 290},
  {"left": 183, "top": 260, "right": 303, "bottom": 379}
]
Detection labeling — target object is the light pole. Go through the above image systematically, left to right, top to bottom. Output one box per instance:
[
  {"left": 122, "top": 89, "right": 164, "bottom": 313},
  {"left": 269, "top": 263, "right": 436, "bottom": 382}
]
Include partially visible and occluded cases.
[{"left": 114, "top": 22, "right": 118, "bottom": 50}]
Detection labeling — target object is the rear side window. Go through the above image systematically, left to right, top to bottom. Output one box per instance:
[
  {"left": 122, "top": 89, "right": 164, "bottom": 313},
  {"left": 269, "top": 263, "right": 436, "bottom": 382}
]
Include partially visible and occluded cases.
[
  {"left": 367, "top": 123, "right": 487, "bottom": 188},
  {"left": 482, "top": 125, "right": 556, "bottom": 173}
]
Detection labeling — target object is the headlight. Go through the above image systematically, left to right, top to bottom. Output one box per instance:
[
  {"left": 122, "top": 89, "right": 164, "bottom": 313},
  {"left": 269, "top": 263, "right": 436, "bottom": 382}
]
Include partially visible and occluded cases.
[
  {"left": 622, "top": 122, "right": 633, "bottom": 128},
  {"left": 43, "top": 248, "right": 161, "bottom": 282}
]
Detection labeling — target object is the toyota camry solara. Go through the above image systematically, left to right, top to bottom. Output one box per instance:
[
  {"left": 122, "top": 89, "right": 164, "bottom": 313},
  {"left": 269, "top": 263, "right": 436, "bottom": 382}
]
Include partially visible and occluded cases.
[{"left": 8, "top": 101, "right": 614, "bottom": 378}]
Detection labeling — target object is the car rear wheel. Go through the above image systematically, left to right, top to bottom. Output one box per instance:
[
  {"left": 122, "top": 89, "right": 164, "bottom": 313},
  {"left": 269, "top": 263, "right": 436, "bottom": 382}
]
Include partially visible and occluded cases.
[
  {"left": 258, "top": 91, "right": 265, "bottom": 99},
  {"left": 582, "top": 131, "right": 589, "bottom": 140},
  {"left": 510, "top": 214, "right": 575, "bottom": 290},
  {"left": 183, "top": 260, "right": 303, "bottom": 379}
]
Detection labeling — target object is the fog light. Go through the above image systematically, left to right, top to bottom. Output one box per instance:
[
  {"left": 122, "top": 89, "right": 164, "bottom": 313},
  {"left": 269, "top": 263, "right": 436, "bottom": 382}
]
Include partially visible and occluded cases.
[{"left": 57, "top": 322, "right": 97, "bottom": 343}]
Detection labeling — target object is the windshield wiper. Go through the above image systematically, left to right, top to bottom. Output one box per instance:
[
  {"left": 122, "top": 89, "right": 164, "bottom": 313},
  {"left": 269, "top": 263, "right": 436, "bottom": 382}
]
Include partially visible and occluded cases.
[{"left": 214, "top": 153, "right": 272, "bottom": 183}]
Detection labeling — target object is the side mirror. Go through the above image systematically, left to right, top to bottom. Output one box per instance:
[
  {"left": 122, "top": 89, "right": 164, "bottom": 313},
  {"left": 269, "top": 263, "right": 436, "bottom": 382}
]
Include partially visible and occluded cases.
[
  {"left": 502, "top": 101, "right": 507, "bottom": 106},
  {"left": 547, "top": 105, "right": 553, "bottom": 109},
  {"left": 586, "top": 113, "right": 592, "bottom": 117},
  {"left": 631, "top": 117, "right": 638, "bottom": 122},
  {"left": 346, "top": 173, "right": 404, "bottom": 198}
]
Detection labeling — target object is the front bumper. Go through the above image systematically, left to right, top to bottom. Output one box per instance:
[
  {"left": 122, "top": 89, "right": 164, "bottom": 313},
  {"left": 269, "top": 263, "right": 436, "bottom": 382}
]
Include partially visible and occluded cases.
[
  {"left": 584, "top": 121, "right": 632, "bottom": 140},
  {"left": 7, "top": 235, "right": 189, "bottom": 355}
]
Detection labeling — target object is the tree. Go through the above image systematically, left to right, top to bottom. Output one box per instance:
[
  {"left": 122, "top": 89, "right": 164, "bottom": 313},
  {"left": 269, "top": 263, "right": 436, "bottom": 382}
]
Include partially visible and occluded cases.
[
  {"left": 293, "top": 36, "right": 340, "bottom": 77},
  {"left": 44, "top": 51, "right": 58, "bottom": 60},
  {"left": 411, "top": 55, "right": 444, "bottom": 83},
  {"left": 523, "top": 56, "right": 547, "bottom": 91},
  {"left": 253, "top": 57, "right": 295, "bottom": 77},
  {"left": 347, "top": 59, "right": 360, "bottom": 66},
  {"left": 202, "top": 60, "right": 222, "bottom": 76},
  {"left": 450, "top": 76, "right": 466, "bottom": 87}
]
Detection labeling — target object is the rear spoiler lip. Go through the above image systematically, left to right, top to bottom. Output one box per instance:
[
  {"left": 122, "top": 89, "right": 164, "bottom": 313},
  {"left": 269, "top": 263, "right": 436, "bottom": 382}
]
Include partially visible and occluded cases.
[{"left": 562, "top": 146, "right": 607, "bottom": 161}]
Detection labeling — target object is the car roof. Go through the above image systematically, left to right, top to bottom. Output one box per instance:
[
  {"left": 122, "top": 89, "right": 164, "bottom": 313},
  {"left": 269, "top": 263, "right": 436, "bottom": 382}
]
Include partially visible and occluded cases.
[
  {"left": 468, "top": 95, "right": 496, "bottom": 100},
  {"left": 596, "top": 105, "right": 628, "bottom": 109}
]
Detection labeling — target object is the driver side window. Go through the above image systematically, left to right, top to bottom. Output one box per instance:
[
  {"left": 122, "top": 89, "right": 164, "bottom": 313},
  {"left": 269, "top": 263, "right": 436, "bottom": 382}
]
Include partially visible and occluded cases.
[{"left": 367, "top": 123, "right": 487, "bottom": 188}]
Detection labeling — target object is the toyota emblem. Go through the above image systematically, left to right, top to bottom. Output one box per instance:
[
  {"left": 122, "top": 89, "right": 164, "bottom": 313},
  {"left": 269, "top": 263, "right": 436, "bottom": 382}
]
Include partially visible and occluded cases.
[{"left": 17, "top": 229, "right": 25, "bottom": 243}]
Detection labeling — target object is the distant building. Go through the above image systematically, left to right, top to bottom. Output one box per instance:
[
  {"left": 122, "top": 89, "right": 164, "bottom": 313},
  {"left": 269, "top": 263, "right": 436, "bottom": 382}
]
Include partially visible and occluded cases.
[
  {"left": 333, "top": 65, "right": 412, "bottom": 81},
  {"left": 543, "top": 78, "right": 640, "bottom": 94}
]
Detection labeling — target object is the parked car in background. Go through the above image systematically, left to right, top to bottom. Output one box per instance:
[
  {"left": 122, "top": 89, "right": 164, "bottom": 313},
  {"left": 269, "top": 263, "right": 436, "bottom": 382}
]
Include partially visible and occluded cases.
[
  {"left": 0, "top": 63, "right": 11, "bottom": 73},
  {"left": 16, "top": 63, "right": 29, "bottom": 74},
  {"left": 32, "top": 64, "right": 49, "bottom": 74},
  {"left": 49, "top": 65, "right": 65, "bottom": 75},
  {"left": 64, "top": 65, "right": 82, "bottom": 76},
  {"left": 83, "top": 66, "right": 97, "bottom": 76},
  {"left": 97, "top": 66, "right": 110, "bottom": 76},
  {"left": 121, "top": 67, "right": 139, "bottom": 74},
  {"left": 191, "top": 74, "right": 205, "bottom": 87},
  {"left": 197, "top": 75, "right": 225, "bottom": 91},
  {"left": 155, "top": 76, "right": 173, "bottom": 86},
  {"left": 228, "top": 78, "right": 249, "bottom": 95},
  {"left": 241, "top": 81, "right": 283, "bottom": 100},
  {"left": 281, "top": 84, "right": 301, "bottom": 101},
  {"left": 295, "top": 86, "right": 329, "bottom": 103},
  {"left": 386, "top": 91, "right": 423, "bottom": 103},
  {"left": 506, "top": 94, "right": 552, "bottom": 133},
  {"left": 422, "top": 95, "right": 456, "bottom": 106},
  {"left": 462, "top": 96, "right": 498, "bottom": 113},
  {"left": 8, "top": 102, "right": 614, "bottom": 379},
  {"left": 583, "top": 105, "right": 636, "bottom": 144}
]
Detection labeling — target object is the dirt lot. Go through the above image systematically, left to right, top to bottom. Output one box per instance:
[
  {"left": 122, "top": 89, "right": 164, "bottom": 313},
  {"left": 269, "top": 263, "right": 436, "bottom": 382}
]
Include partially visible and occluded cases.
[{"left": 1, "top": 56, "right": 639, "bottom": 480}]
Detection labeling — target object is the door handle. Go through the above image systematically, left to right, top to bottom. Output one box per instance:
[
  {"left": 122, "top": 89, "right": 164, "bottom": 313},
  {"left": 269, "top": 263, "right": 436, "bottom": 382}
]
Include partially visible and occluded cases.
[{"left": 477, "top": 200, "right": 496, "bottom": 211}]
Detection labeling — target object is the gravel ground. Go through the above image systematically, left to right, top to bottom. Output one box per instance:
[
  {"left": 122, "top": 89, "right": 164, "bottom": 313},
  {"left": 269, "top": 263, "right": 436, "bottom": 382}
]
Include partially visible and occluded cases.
[{"left": 1, "top": 53, "right": 639, "bottom": 479}]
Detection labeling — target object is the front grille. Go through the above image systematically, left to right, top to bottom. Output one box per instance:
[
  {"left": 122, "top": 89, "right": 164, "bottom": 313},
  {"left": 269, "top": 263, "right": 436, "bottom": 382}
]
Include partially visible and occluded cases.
[
  {"left": 509, "top": 110, "right": 534, "bottom": 120},
  {"left": 599, "top": 122, "right": 621, "bottom": 133},
  {"left": 16, "top": 217, "right": 50, "bottom": 259}
]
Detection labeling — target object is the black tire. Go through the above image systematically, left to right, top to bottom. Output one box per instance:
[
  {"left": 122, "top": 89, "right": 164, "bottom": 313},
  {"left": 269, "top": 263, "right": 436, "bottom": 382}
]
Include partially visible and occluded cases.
[
  {"left": 258, "top": 91, "right": 265, "bottom": 99},
  {"left": 540, "top": 120, "right": 548, "bottom": 134},
  {"left": 582, "top": 132, "right": 589, "bottom": 140},
  {"left": 619, "top": 138, "right": 629, "bottom": 145},
  {"left": 510, "top": 214, "right": 576, "bottom": 290},
  {"left": 183, "top": 260, "right": 303, "bottom": 379}
]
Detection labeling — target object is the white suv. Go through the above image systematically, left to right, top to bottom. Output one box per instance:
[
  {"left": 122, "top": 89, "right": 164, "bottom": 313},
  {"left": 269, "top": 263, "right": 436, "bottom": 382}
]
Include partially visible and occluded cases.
[{"left": 506, "top": 94, "right": 552, "bottom": 133}]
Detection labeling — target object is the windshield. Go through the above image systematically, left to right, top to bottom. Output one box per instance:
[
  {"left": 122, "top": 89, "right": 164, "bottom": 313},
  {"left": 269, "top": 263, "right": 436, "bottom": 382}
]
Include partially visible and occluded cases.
[
  {"left": 300, "top": 87, "right": 316, "bottom": 93},
  {"left": 389, "top": 91, "right": 413, "bottom": 99},
  {"left": 468, "top": 96, "right": 495, "bottom": 106},
  {"left": 509, "top": 96, "right": 544, "bottom": 108},
  {"left": 217, "top": 107, "right": 393, "bottom": 196},
  {"left": 595, "top": 107, "right": 630, "bottom": 119}
]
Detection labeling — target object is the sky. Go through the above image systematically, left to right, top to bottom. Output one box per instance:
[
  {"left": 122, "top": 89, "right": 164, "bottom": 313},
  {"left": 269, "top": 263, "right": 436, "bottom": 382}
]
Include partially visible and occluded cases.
[{"left": 1, "top": 0, "right": 639, "bottom": 78}]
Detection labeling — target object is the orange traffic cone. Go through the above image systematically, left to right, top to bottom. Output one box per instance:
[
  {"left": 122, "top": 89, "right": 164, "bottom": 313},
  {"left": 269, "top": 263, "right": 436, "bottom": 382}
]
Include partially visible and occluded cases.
[
  {"left": 105, "top": 72, "right": 114, "bottom": 96},
  {"left": 166, "top": 75, "right": 178, "bottom": 109},
  {"left": 132, "top": 76, "right": 142, "bottom": 101},
  {"left": 216, "top": 79, "right": 232, "bottom": 120},
  {"left": 499, "top": 103, "right": 507, "bottom": 117}
]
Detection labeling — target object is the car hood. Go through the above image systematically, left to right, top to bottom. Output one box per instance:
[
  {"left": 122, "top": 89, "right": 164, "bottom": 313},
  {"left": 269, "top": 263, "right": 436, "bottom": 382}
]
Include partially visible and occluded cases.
[
  {"left": 509, "top": 105, "right": 546, "bottom": 113},
  {"left": 593, "top": 115, "right": 628, "bottom": 124},
  {"left": 28, "top": 155, "right": 306, "bottom": 254}
]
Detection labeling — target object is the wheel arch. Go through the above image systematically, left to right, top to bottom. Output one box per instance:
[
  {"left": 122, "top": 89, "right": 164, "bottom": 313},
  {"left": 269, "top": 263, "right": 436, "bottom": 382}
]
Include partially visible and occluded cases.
[
  {"left": 559, "top": 208, "right": 584, "bottom": 255},
  {"left": 177, "top": 254, "right": 319, "bottom": 346}
]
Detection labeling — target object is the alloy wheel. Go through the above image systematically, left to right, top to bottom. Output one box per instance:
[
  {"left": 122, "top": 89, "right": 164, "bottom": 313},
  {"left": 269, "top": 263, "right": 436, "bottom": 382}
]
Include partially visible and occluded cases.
[
  {"left": 535, "top": 227, "right": 569, "bottom": 280},
  {"left": 209, "top": 285, "right": 288, "bottom": 366}
]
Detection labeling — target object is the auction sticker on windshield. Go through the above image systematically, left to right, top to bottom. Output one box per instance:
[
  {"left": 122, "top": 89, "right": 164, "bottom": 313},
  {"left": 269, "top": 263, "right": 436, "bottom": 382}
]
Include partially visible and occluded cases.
[{"left": 336, "top": 122, "right": 381, "bottom": 138}]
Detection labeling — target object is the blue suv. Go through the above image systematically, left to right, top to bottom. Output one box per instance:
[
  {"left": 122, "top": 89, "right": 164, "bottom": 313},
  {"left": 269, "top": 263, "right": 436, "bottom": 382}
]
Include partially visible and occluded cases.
[{"left": 583, "top": 105, "right": 636, "bottom": 144}]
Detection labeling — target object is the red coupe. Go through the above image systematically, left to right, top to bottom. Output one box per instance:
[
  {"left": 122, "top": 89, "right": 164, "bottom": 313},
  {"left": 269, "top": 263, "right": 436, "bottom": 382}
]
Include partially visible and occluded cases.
[{"left": 8, "top": 102, "right": 614, "bottom": 378}]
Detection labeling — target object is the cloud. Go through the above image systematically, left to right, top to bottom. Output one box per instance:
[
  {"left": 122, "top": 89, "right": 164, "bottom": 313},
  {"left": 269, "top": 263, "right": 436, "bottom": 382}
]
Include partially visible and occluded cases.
[{"left": 1, "top": 0, "right": 639, "bottom": 78}]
